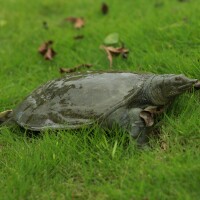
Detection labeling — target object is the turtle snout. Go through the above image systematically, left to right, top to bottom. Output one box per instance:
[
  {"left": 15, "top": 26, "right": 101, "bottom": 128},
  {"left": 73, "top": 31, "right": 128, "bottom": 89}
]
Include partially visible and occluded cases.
[
  {"left": 174, "top": 75, "right": 197, "bottom": 84},
  {"left": 176, "top": 76, "right": 198, "bottom": 91},
  {"left": 189, "top": 78, "right": 198, "bottom": 84}
]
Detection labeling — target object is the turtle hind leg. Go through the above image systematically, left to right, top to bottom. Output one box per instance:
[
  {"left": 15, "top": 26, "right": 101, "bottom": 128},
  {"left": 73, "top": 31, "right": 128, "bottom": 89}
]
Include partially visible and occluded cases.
[{"left": 0, "top": 110, "right": 13, "bottom": 124}]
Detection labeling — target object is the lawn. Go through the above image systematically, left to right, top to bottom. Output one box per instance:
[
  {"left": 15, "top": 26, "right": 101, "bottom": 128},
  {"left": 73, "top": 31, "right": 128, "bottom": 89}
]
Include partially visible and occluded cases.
[{"left": 0, "top": 0, "right": 200, "bottom": 199}]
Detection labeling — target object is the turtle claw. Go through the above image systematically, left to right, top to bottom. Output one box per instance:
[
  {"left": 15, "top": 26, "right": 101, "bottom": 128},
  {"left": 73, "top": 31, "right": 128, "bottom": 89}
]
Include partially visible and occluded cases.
[{"left": 0, "top": 110, "right": 13, "bottom": 123}]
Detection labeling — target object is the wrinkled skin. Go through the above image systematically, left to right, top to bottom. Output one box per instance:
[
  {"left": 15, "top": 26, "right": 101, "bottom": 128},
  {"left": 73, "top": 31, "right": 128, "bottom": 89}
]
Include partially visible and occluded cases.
[{"left": 0, "top": 72, "right": 198, "bottom": 145}]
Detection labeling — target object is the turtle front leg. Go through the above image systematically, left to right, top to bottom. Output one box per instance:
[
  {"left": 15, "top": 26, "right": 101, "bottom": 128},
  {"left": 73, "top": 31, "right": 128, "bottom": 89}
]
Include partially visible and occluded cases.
[
  {"left": 106, "top": 107, "right": 155, "bottom": 146},
  {"left": 126, "top": 108, "right": 154, "bottom": 146},
  {"left": 0, "top": 110, "right": 13, "bottom": 124}
]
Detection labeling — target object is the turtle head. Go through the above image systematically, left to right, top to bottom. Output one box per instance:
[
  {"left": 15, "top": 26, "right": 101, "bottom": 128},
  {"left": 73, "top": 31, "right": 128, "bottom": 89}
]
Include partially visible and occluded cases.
[
  {"left": 146, "top": 74, "right": 198, "bottom": 105},
  {"left": 162, "top": 74, "right": 197, "bottom": 97}
]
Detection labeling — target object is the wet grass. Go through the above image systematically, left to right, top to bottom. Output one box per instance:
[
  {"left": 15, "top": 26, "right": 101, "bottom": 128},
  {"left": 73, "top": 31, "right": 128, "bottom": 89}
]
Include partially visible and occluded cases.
[{"left": 0, "top": 0, "right": 200, "bottom": 199}]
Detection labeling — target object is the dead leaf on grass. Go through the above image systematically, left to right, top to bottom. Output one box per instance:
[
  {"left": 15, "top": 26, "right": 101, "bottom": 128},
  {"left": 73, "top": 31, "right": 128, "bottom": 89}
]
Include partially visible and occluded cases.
[
  {"left": 101, "top": 3, "right": 109, "bottom": 14},
  {"left": 65, "top": 17, "right": 85, "bottom": 29},
  {"left": 38, "top": 40, "right": 56, "bottom": 60},
  {"left": 38, "top": 40, "right": 52, "bottom": 55},
  {"left": 100, "top": 45, "right": 129, "bottom": 67},
  {"left": 44, "top": 48, "right": 56, "bottom": 60},
  {"left": 60, "top": 64, "right": 92, "bottom": 73},
  {"left": 144, "top": 106, "right": 165, "bottom": 115},
  {"left": 139, "top": 111, "right": 154, "bottom": 127}
]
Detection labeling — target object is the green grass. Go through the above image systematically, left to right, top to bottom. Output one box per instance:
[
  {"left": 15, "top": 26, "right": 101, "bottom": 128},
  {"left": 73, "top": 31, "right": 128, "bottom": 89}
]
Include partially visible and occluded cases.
[{"left": 0, "top": 0, "right": 200, "bottom": 199}]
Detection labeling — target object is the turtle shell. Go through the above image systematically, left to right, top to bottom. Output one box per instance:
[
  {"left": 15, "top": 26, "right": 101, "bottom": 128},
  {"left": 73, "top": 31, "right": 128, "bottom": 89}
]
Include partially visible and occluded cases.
[{"left": 13, "top": 72, "right": 151, "bottom": 131}]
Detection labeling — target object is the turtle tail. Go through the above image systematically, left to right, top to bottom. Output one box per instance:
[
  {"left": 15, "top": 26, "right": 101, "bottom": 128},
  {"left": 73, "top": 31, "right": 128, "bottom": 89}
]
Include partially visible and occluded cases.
[{"left": 0, "top": 110, "right": 14, "bottom": 125}]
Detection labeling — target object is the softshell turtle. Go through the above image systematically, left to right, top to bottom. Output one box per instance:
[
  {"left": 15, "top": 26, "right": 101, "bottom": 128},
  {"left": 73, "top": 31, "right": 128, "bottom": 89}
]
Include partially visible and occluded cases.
[{"left": 0, "top": 72, "right": 198, "bottom": 145}]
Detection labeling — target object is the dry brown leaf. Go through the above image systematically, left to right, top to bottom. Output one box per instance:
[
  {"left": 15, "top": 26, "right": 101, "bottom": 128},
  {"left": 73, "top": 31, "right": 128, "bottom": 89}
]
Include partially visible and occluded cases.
[
  {"left": 101, "top": 3, "right": 109, "bottom": 14},
  {"left": 65, "top": 17, "right": 85, "bottom": 29},
  {"left": 38, "top": 40, "right": 53, "bottom": 55},
  {"left": 38, "top": 41, "right": 56, "bottom": 60},
  {"left": 100, "top": 45, "right": 129, "bottom": 67},
  {"left": 100, "top": 45, "right": 113, "bottom": 67},
  {"left": 105, "top": 46, "right": 129, "bottom": 54},
  {"left": 44, "top": 48, "right": 56, "bottom": 60},
  {"left": 60, "top": 64, "right": 92, "bottom": 74},
  {"left": 144, "top": 106, "right": 165, "bottom": 115},
  {"left": 139, "top": 111, "right": 154, "bottom": 127}
]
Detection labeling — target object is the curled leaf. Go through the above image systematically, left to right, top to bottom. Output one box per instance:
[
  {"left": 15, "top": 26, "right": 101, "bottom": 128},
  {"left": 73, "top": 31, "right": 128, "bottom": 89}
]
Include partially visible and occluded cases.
[
  {"left": 65, "top": 17, "right": 85, "bottom": 29},
  {"left": 38, "top": 40, "right": 56, "bottom": 60},
  {"left": 38, "top": 40, "right": 52, "bottom": 55},
  {"left": 100, "top": 45, "right": 129, "bottom": 67},
  {"left": 100, "top": 45, "right": 113, "bottom": 68},
  {"left": 44, "top": 48, "right": 56, "bottom": 60},
  {"left": 60, "top": 64, "right": 92, "bottom": 73},
  {"left": 144, "top": 106, "right": 165, "bottom": 115},
  {"left": 140, "top": 111, "right": 154, "bottom": 127}
]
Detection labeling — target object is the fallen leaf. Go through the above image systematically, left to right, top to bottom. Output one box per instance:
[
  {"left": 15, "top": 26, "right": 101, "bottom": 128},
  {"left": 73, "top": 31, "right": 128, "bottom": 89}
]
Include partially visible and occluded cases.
[
  {"left": 101, "top": 3, "right": 109, "bottom": 14},
  {"left": 65, "top": 17, "right": 85, "bottom": 29},
  {"left": 104, "top": 33, "right": 119, "bottom": 45},
  {"left": 74, "top": 35, "right": 84, "bottom": 40},
  {"left": 38, "top": 40, "right": 56, "bottom": 60},
  {"left": 38, "top": 40, "right": 53, "bottom": 55},
  {"left": 100, "top": 45, "right": 129, "bottom": 67},
  {"left": 100, "top": 45, "right": 113, "bottom": 67},
  {"left": 106, "top": 46, "right": 129, "bottom": 55},
  {"left": 44, "top": 48, "right": 56, "bottom": 60},
  {"left": 60, "top": 64, "right": 92, "bottom": 73},
  {"left": 144, "top": 106, "right": 165, "bottom": 115},
  {"left": 139, "top": 111, "right": 154, "bottom": 127}
]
